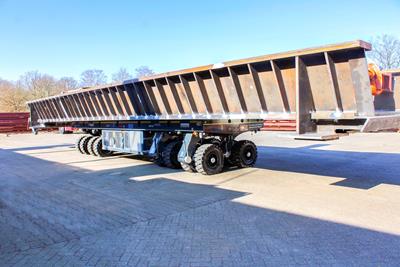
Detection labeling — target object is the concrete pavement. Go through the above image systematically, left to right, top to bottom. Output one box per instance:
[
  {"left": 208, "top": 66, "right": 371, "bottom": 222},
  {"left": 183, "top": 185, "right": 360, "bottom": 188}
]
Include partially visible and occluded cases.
[{"left": 0, "top": 132, "right": 399, "bottom": 266}]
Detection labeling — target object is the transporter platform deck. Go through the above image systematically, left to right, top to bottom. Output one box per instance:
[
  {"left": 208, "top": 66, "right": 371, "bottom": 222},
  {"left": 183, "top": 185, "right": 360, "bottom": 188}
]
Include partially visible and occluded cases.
[{"left": 27, "top": 40, "right": 400, "bottom": 135}]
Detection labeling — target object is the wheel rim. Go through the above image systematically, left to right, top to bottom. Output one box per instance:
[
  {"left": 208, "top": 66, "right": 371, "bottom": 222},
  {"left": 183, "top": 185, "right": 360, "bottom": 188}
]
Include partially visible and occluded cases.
[
  {"left": 241, "top": 145, "right": 256, "bottom": 165},
  {"left": 206, "top": 152, "right": 219, "bottom": 169}
]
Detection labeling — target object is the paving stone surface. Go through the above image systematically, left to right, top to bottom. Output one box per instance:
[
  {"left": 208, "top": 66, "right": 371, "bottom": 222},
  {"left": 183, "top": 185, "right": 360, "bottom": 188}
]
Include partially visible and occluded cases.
[{"left": 0, "top": 132, "right": 400, "bottom": 266}]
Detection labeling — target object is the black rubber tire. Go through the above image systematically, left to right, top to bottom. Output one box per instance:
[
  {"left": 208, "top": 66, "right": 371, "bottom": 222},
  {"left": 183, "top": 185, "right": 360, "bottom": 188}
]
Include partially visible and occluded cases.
[
  {"left": 91, "top": 129, "right": 101, "bottom": 136},
  {"left": 75, "top": 135, "right": 87, "bottom": 154},
  {"left": 79, "top": 136, "right": 92, "bottom": 155},
  {"left": 87, "top": 136, "right": 99, "bottom": 156},
  {"left": 92, "top": 137, "right": 112, "bottom": 157},
  {"left": 154, "top": 140, "right": 167, "bottom": 166},
  {"left": 162, "top": 140, "right": 182, "bottom": 169},
  {"left": 225, "top": 140, "right": 238, "bottom": 167},
  {"left": 230, "top": 140, "right": 257, "bottom": 168},
  {"left": 194, "top": 144, "right": 224, "bottom": 175},
  {"left": 154, "top": 157, "right": 165, "bottom": 167},
  {"left": 181, "top": 162, "right": 196, "bottom": 173}
]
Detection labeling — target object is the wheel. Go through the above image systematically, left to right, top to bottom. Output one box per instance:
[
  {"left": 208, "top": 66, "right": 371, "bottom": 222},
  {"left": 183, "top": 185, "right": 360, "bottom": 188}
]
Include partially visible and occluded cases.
[
  {"left": 91, "top": 129, "right": 101, "bottom": 136},
  {"left": 75, "top": 135, "right": 86, "bottom": 154},
  {"left": 76, "top": 135, "right": 88, "bottom": 154},
  {"left": 79, "top": 136, "right": 93, "bottom": 155},
  {"left": 87, "top": 136, "right": 99, "bottom": 156},
  {"left": 92, "top": 137, "right": 113, "bottom": 157},
  {"left": 205, "top": 138, "right": 221, "bottom": 146},
  {"left": 154, "top": 139, "right": 168, "bottom": 167},
  {"left": 162, "top": 140, "right": 182, "bottom": 169},
  {"left": 225, "top": 140, "right": 238, "bottom": 167},
  {"left": 230, "top": 140, "right": 257, "bottom": 168},
  {"left": 154, "top": 144, "right": 165, "bottom": 166},
  {"left": 194, "top": 144, "right": 224, "bottom": 175},
  {"left": 154, "top": 156, "right": 165, "bottom": 167},
  {"left": 181, "top": 162, "right": 196, "bottom": 173}
]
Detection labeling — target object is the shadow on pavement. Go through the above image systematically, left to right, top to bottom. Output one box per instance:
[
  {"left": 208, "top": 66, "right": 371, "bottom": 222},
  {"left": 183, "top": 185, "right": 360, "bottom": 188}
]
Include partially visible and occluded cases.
[
  {"left": 0, "top": 144, "right": 400, "bottom": 265},
  {"left": 256, "top": 145, "right": 400, "bottom": 189}
]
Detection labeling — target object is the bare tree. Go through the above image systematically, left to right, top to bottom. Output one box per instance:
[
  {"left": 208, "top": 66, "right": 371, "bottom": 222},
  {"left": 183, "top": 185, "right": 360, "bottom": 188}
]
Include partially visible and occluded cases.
[
  {"left": 369, "top": 34, "right": 400, "bottom": 70},
  {"left": 134, "top": 66, "right": 155, "bottom": 78},
  {"left": 112, "top": 68, "right": 132, "bottom": 82},
  {"left": 80, "top": 69, "right": 107, "bottom": 87},
  {"left": 18, "top": 71, "right": 60, "bottom": 100},
  {"left": 57, "top": 77, "right": 78, "bottom": 92},
  {"left": 0, "top": 78, "right": 11, "bottom": 90},
  {"left": 0, "top": 79, "right": 29, "bottom": 112}
]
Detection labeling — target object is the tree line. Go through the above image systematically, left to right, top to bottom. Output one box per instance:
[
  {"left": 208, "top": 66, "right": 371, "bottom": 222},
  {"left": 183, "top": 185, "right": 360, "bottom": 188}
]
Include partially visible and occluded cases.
[{"left": 0, "top": 66, "right": 154, "bottom": 112}]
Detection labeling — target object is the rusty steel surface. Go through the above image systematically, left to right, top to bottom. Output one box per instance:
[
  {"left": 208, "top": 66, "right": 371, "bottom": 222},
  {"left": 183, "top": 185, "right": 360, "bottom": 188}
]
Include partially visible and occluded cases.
[
  {"left": 29, "top": 40, "right": 397, "bottom": 134},
  {"left": 373, "top": 69, "right": 400, "bottom": 113},
  {"left": 387, "top": 69, "right": 399, "bottom": 107},
  {"left": 392, "top": 70, "right": 400, "bottom": 110},
  {"left": 0, "top": 112, "right": 30, "bottom": 133},
  {"left": 262, "top": 120, "right": 296, "bottom": 131}
]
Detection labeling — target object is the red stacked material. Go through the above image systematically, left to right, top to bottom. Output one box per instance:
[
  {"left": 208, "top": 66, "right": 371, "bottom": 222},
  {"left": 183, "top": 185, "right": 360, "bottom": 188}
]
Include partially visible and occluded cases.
[
  {"left": 0, "top": 112, "right": 30, "bottom": 133},
  {"left": 262, "top": 120, "right": 296, "bottom": 131}
]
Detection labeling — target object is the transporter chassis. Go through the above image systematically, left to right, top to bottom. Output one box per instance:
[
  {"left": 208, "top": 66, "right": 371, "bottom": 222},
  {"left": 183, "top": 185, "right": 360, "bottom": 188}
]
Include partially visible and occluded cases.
[
  {"left": 28, "top": 40, "right": 400, "bottom": 175},
  {"left": 62, "top": 119, "right": 263, "bottom": 175}
]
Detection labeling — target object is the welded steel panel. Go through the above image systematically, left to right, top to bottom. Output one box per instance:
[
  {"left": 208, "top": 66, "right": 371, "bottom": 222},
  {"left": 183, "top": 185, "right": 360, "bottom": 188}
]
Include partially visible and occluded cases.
[
  {"left": 29, "top": 40, "right": 385, "bottom": 134},
  {"left": 374, "top": 69, "right": 400, "bottom": 112}
]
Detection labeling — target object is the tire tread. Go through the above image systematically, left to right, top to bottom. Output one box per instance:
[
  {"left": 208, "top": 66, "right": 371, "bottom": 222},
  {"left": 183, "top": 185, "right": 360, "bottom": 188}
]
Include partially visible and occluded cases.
[
  {"left": 76, "top": 135, "right": 86, "bottom": 154},
  {"left": 79, "top": 136, "right": 92, "bottom": 155},
  {"left": 230, "top": 140, "right": 257, "bottom": 168},
  {"left": 162, "top": 141, "right": 182, "bottom": 169},
  {"left": 194, "top": 144, "right": 224, "bottom": 175}
]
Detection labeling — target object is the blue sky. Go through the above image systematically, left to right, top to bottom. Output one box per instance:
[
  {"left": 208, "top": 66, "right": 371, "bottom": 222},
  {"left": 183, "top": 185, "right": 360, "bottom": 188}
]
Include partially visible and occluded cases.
[{"left": 1, "top": 0, "right": 399, "bottom": 81}]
